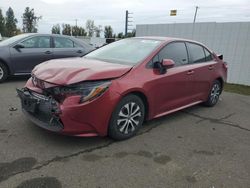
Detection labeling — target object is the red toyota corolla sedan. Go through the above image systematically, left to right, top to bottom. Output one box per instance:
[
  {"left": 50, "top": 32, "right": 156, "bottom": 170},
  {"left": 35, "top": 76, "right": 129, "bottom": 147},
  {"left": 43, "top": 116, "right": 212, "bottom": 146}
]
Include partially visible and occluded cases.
[{"left": 17, "top": 37, "right": 227, "bottom": 140}]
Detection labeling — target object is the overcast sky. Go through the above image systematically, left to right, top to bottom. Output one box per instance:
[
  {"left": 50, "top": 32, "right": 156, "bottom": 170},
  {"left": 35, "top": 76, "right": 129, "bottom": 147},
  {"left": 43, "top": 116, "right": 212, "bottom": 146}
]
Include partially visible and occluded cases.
[{"left": 1, "top": 0, "right": 250, "bottom": 34}]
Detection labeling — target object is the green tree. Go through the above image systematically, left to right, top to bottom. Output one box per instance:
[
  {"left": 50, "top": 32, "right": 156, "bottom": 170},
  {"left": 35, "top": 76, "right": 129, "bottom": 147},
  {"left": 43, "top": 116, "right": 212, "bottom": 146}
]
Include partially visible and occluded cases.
[
  {"left": 5, "top": 7, "right": 18, "bottom": 37},
  {"left": 22, "top": 7, "right": 41, "bottom": 33},
  {"left": 0, "top": 9, "right": 5, "bottom": 36},
  {"left": 86, "top": 20, "right": 95, "bottom": 37},
  {"left": 51, "top": 24, "right": 60, "bottom": 34},
  {"left": 62, "top": 24, "right": 71, "bottom": 35},
  {"left": 72, "top": 25, "right": 79, "bottom": 36},
  {"left": 94, "top": 25, "right": 102, "bottom": 37},
  {"left": 104, "top": 25, "right": 113, "bottom": 38},
  {"left": 71, "top": 26, "right": 87, "bottom": 36},
  {"left": 78, "top": 27, "right": 87, "bottom": 36},
  {"left": 15, "top": 28, "right": 22, "bottom": 35},
  {"left": 126, "top": 29, "right": 136, "bottom": 38},
  {"left": 117, "top": 32, "right": 124, "bottom": 39}
]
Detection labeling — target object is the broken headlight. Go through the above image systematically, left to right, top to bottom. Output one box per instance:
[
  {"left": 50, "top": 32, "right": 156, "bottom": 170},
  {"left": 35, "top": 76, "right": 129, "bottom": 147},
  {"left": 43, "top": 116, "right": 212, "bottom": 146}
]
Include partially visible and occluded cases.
[{"left": 47, "top": 80, "right": 111, "bottom": 103}]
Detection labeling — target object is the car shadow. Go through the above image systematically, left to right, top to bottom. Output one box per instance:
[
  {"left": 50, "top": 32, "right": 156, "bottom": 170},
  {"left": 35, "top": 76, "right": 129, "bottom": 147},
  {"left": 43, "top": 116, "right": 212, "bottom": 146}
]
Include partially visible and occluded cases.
[
  {"left": 6, "top": 75, "right": 31, "bottom": 83},
  {"left": 26, "top": 104, "right": 205, "bottom": 146},
  {"left": 140, "top": 104, "right": 209, "bottom": 133},
  {"left": 25, "top": 120, "right": 112, "bottom": 148}
]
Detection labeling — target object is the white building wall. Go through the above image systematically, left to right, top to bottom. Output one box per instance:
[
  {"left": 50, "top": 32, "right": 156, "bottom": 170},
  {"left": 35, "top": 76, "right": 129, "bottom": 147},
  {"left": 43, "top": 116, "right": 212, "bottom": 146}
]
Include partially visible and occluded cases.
[{"left": 136, "top": 22, "right": 250, "bottom": 86}]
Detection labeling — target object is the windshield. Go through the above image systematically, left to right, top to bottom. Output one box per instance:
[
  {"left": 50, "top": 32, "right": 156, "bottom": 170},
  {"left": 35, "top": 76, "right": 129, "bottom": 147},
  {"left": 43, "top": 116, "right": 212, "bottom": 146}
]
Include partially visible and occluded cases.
[
  {"left": 0, "top": 34, "right": 31, "bottom": 46},
  {"left": 85, "top": 38, "right": 162, "bottom": 65}
]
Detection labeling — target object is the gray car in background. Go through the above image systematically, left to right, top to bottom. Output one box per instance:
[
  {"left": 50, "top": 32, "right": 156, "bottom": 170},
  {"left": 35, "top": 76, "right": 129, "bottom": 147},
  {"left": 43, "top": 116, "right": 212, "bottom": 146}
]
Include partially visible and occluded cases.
[{"left": 0, "top": 33, "right": 94, "bottom": 82}]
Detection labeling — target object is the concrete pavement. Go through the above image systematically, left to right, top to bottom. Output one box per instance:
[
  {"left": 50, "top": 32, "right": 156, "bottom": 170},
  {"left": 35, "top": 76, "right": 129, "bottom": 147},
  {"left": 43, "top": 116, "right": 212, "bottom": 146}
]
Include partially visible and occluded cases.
[{"left": 0, "top": 77, "right": 249, "bottom": 188}]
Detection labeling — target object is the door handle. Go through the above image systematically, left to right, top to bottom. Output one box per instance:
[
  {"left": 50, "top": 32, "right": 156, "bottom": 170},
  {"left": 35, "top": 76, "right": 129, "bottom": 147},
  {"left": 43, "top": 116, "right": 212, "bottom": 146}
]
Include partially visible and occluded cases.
[
  {"left": 76, "top": 50, "right": 83, "bottom": 53},
  {"left": 44, "top": 51, "right": 52, "bottom": 54},
  {"left": 208, "top": 65, "right": 214, "bottom": 70},
  {"left": 187, "top": 70, "right": 194, "bottom": 75}
]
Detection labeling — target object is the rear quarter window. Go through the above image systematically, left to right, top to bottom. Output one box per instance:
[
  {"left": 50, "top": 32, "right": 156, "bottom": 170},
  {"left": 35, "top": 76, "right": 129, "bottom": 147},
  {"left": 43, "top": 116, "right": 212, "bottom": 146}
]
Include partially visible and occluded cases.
[
  {"left": 74, "top": 42, "right": 83, "bottom": 48},
  {"left": 204, "top": 48, "right": 214, "bottom": 61}
]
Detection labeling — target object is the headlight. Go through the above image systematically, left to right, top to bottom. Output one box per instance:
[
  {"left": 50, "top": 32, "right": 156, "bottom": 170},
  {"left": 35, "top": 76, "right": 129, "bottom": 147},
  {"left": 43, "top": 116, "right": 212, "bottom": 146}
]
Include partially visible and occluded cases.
[{"left": 48, "top": 80, "right": 111, "bottom": 103}]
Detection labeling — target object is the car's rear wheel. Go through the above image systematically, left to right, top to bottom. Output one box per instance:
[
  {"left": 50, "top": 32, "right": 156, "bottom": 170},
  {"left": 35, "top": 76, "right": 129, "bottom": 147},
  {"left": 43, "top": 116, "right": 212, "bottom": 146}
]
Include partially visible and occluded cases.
[
  {"left": 0, "top": 62, "right": 8, "bottom": 83},
  {"left": 204, "top": 80, "right": 222, "bottom": 107},
  {"left": 108, "top": 94, "right": 145, "bottom": 140}
]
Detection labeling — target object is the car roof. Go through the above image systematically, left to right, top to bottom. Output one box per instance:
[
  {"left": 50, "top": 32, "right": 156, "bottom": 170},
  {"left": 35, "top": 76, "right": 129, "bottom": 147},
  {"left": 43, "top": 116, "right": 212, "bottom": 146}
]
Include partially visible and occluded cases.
[
  {"left": 20, "top": 33, "right": 93, "bottom": 47},
  {"left": 25, "top": 33, "right": 71, "bottom": 38},
  {"left": 134, "top": 36, "right": 203, "bottom": 45}
]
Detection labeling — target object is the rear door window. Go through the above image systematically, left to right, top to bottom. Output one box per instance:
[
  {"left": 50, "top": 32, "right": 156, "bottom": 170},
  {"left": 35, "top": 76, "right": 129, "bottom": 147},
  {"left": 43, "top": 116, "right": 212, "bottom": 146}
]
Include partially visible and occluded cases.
[
  {"left": 54, "top": 37, "right": 74, "bottom": 48},
  {"left": 186, "top": 42, "right": 206, "bottom": 64}
]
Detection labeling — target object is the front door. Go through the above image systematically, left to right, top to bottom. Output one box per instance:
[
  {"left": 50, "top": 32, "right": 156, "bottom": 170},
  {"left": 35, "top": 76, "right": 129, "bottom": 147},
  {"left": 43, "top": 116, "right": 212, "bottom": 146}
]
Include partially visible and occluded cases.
[
  {"left": 10, "top": 36, "right": 53, "bottom": 73},
  {"left": 148, "top": 42, "right": 196, "bottom": 116}
]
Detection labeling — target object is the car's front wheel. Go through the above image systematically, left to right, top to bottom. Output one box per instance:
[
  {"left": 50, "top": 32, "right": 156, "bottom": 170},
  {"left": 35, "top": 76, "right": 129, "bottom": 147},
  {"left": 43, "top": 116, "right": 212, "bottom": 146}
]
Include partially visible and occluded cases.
[
  {"left": 0, "top": 62, "right": 8, "bottom": 83},
  {"left": 204, "top": 80, "right": 222, "bottom": 107},
  {"left": 108, "top": 94, "right": 145, "bottom": 140}
]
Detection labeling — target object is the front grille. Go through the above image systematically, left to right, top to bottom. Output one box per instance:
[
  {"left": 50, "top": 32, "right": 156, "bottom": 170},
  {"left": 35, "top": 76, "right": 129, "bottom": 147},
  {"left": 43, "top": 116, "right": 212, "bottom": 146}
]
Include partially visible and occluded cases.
[
  {"left": 17, "top": 88, "right": 63, "bottom": 132},
  {"left": 32, "top": 91, "right": 49, "bottom": 100}
]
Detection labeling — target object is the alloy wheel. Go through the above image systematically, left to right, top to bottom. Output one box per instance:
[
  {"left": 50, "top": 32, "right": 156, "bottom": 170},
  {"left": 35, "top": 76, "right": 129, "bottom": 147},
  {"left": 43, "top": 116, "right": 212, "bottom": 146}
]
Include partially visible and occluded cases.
[
  {"left": 0, "top": 67, "right": 3, "bottom": 80},
  {"left": 210, "top": 83, "right": 220, "bottom": 104},
  {"left": 117, "top": 102, "right": 142, "bottom": 134}
]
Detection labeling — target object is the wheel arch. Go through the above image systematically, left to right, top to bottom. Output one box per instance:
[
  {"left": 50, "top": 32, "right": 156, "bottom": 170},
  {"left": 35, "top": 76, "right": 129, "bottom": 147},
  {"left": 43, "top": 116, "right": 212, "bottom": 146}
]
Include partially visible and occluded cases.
[
  {"left": 0, "top": 58, "right": 11, "bottom": 76},
  {"left": 216, "top": 77, "right": 224, "bottom": 93},
  {"left": 121, "top": 90, "right": 150, "bottom": 121}
]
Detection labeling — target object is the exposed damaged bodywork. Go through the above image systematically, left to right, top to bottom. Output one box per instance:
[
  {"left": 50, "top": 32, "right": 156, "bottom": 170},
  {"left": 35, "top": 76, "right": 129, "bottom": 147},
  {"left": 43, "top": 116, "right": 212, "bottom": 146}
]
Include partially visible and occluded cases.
[
  {"left": 16, "top": 57, "right": 132, "bottom": 135},
  {"left": 32, "top": 57, "right": 133, "bottom": 85},
  {"left": 17, "top": 71, "right": 123, "bottom": 136},
  {"left": 17, "top": 88, "right": 63, "bottom": 132}
]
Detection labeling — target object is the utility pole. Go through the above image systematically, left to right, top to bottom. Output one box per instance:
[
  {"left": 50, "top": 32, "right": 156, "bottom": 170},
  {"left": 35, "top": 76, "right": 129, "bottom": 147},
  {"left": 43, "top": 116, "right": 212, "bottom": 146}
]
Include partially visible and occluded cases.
[
  {"left": 193, "top": 6, "right": 199, "bottom": 23},
  {"left": 125, "top": 10, "right": 133, "bottom": 37},
  {"left": 75, "top": 19, "right": 78, "bottom": 27}
]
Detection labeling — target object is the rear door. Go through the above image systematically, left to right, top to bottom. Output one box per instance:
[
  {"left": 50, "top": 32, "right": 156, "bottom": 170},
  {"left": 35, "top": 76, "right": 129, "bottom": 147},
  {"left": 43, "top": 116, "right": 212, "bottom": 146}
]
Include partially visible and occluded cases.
[
  {"left": 10, "top": 36, "right": 53, "bottom": 73},
  {"left": 52, "top": 36, "right": 84, "bottom": 59},
  {"left": 149, "top": 42, "right": 196, "bottom": 116},
  {"left": 186, "top": 42, "right": 217, "bottom": 101}
]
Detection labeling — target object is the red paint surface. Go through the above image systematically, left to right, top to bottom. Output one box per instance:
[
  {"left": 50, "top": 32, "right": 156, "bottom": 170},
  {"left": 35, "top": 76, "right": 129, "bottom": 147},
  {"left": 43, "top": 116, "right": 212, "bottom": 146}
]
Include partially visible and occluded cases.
[
  {"left": 25, "top": 37, "right": 227, "bottom": 137},
  {"left": 32, "top": 57, "right": 132, "bottom": 85}
]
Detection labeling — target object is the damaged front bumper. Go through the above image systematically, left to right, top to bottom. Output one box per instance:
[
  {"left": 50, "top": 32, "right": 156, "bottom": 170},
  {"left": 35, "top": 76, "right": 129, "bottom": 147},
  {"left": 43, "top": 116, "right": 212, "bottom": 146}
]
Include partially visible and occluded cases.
[{"left": 16, "top": 88, "right": 63, "bottom": 132}]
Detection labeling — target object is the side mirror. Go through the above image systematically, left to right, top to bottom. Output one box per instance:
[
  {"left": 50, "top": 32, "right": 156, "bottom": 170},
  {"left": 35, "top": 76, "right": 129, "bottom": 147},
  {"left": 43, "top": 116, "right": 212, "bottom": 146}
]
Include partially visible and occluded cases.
[
  {"left": 14, "top": 43, "right": 25, "bottom": 49},
  {"left": 218, "top": 54, "right": 223, "bottom": 60},
  {"left": 153, "top": 59, "right": 175, "bottom": 74},
  {"left": 162, "top": 59, "right": 175, "bottom": 68}
]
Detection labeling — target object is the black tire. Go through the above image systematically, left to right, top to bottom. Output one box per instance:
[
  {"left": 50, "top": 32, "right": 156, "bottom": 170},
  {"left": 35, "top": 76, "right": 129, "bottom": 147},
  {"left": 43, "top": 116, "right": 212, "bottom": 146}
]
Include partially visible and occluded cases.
[
  {"left": 0, "top": 62, "right": 8, "bottom": 83},
  {"left": 204, "top": 80, "right": 222, "bottom": 107},
  {"left": 108, "top": 94, "right": 145, "bottom": 140}
]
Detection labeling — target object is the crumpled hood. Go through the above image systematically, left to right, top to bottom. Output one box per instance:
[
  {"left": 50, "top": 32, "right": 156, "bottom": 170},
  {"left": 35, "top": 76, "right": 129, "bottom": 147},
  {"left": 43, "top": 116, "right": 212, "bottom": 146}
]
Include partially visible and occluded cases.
[{"left": 32, "top": 57, "right": 132, "bottom": 85}]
